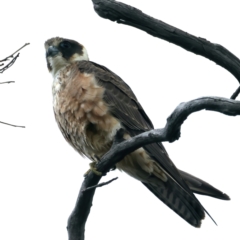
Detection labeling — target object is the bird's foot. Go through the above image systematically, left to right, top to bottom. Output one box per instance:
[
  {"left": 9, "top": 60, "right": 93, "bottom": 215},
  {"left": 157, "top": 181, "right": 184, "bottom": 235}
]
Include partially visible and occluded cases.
[{"left": 84, "top": 162, "right": 102, "bottom": 177}]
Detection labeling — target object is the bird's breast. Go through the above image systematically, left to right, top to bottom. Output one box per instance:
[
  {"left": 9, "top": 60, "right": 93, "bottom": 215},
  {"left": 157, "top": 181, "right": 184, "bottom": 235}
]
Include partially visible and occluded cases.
[
  {"left": 51, "top": 64, "right": 167, "bottom": 185},
  {"left": 52, "top": 65, "right": 121, "bottom": 159}
]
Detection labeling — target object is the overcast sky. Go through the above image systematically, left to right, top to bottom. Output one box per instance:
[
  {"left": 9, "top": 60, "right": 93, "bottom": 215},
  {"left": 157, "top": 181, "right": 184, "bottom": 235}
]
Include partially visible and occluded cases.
[{"left": 1, "top": 1, "right": 239, "bottom": 240}]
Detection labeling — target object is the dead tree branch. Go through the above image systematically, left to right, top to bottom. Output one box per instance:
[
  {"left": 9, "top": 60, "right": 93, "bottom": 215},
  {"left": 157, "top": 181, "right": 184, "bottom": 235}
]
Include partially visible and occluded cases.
[
  {"left": 91, "top": 0, "right": 240, "bottom": 98},
  {"left": 66, "top": 1, "right": 240, "bottom": 239},
  {"left": 0, "top": 43, "right": 29, "bottom": 73},
  {"left": 0, "top": 43, "right": 29, "bottom": 127},
  {"left": 0, "top": 43, "right": 30, "bottom": 63},
  {"left": 0, "top": 53, "right": 20, "bottom": 73},
  {"left": 0, "top": 81, "right": 15, "bottom": 84},
  {"left": 231, "top": 85, "right": 240, "bottom": 100},
  {"left": 67, "top": 96, "right": 240, "bottom": 240},
  {"left": 0, "top": 121, "right": 25, "bottom": 128},
  {"left": 83, "top": 177, "right": 118, "bottom": 192}
]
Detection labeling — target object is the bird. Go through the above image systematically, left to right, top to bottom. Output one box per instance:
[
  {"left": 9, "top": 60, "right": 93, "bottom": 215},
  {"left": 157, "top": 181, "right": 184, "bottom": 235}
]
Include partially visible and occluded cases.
[{"left": 45, "top": 37, "right": 230, "bottom": 227}]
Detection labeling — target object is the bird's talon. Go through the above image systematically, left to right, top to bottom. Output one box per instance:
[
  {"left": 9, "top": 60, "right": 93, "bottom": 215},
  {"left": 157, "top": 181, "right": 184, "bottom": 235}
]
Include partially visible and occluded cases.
[{"left": 84, "top": 162, "right": 102, "bottom": 176}]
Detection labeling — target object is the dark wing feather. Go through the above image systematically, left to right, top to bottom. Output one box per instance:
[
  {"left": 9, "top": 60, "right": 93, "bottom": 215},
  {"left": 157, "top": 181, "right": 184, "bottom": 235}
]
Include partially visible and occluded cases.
[
  {"left": 77, "top": 61, "right": 215, "bottom": 226},
  {"left": 83, "top": 61, "right": 194, "bottom": 195},
  {"left": 87, "top": 61, "right": 154, "bottom": 131}
]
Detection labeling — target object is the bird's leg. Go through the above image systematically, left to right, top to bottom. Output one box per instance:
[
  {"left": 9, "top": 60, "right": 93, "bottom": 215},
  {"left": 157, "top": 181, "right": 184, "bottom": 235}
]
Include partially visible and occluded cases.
[{"left": 84, "top": 156, "right": 102, "bottom": 177}]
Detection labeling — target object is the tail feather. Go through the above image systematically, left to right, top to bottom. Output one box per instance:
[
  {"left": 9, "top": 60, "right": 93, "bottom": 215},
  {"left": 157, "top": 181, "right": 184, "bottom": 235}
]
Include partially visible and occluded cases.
[
  {"left": 123, "top": 130, "right": 225, "bottom": 226},
  {"left": 179, "top": 170, "right": 230, "bottom": 200},
  {"left": 142, "top": 177, "right": 205, "bottom": 227}
]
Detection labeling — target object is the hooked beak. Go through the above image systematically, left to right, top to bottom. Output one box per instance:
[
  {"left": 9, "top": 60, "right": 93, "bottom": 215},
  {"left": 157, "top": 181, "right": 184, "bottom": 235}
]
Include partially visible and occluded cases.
[{"left": 46, "top": 46, "right": 59, "bottom": 57}]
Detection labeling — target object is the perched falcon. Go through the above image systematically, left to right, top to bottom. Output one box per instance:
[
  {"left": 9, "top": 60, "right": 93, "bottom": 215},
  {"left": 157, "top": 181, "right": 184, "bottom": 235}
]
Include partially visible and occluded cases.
[{"left": 45, "top": 37, "right": 229, "bottom": 227}]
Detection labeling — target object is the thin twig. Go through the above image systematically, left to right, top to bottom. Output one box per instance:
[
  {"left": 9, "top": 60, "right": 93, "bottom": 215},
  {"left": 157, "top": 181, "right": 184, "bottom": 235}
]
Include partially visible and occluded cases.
[
  {"left": 0, "top": 43, "right": 30, "bottom": 62},
  {"left": 0, "top": 53, "right": 20, "bottom": 73},
  {"left": 0, "top": 81, "right": 15, "bottom": 84},
  {"left": 230, "top": 85, "right": 240, "bottom": 99},
  {"left": 0, "top": 121, "right": 25, "bottom": 128},
  {"left": 83, "top": 177, "right": 118, "bottom": 192}
]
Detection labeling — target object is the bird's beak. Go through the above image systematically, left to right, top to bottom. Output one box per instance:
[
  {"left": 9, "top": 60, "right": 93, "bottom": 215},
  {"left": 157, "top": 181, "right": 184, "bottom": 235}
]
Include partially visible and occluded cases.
[{"left": 46, "top": 46, "right": 59, "bottom": 57}]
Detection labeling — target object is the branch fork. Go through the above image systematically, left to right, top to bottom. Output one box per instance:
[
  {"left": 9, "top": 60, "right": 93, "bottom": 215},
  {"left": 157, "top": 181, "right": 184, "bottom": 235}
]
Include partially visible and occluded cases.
[{"left": 67, "top": 96, "right": 240, "bottom": 240}]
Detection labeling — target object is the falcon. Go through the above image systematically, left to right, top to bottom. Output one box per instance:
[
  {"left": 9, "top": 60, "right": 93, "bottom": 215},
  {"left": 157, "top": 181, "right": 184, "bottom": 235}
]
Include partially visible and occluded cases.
[{"left": 45, "top": 37, "right": 229, "bottom": 227}]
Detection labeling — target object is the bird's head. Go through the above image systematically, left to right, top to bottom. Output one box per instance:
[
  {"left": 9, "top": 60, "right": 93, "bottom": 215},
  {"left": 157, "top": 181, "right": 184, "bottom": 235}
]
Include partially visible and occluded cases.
[{"left": 45, "top": 37, "right": 89, "bottom": 77}]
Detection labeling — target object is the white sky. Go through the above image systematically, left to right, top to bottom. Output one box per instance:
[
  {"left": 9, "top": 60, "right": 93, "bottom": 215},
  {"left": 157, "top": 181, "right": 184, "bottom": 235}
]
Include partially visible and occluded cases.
[{"left": 1, "top": 1, "right": 239, "bottom": 239}]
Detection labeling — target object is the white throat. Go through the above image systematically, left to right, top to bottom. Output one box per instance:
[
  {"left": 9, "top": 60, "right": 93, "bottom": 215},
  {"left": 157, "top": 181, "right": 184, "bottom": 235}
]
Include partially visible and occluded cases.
[
  {"left": 49, "top": 47, "right": 89, "bottom": 79},
  {"left": 49, "top": 55, "right": 69, "bottom": 78}
]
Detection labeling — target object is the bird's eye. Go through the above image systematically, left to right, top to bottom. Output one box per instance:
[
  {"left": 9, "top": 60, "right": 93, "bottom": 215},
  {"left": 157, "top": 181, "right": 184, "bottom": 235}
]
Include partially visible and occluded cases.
[{"left": 60, "top": 41, "right": 71, "bottom": 49}]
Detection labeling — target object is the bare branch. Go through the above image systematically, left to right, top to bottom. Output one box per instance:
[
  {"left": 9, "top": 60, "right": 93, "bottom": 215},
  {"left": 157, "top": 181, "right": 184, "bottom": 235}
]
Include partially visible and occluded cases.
[
  {"left": 91, "top": 0, "right": 240, "bottom": 87},
  {"left": 0, "top": 43, "right": 30, "bottom": 73},
  {"left": 0, "top": 43, "right": 30, "bottom": 63},
  {"left": 0, "top": 43, "right": 29, "bottom": 127},
  {"left": 0, "top": 53, "right": 20, "bottom": 73},
  {"left": 0, "top": 81, "right": 15, "bottom": 84},
  {"left": 231, "top": 85, "right": 240, "bottom": 100},
  {"left": 67, "top": 96, "right": 240, "bottom": 240},
  {"left": 0, "top": 121, "right": 25, "bottom": 128},
  {"left": 83, "top": 177, "right": 118, "bottom": 192}
]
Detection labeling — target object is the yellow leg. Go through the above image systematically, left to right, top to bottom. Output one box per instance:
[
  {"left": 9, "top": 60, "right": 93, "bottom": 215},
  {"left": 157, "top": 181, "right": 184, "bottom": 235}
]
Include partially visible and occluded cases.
[{"left": 84, "top": 161, "right": 102, "bottom": 176}]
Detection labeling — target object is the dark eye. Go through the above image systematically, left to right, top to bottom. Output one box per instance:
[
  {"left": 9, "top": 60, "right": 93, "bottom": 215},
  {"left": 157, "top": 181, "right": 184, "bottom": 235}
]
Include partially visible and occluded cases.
[{"left": 60, "top": 41, "right": 71, "bottom": 49}]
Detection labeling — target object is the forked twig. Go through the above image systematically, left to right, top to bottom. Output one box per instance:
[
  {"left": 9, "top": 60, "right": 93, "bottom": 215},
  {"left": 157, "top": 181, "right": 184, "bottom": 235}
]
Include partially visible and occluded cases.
[
  {"left": 0, "top": 43, "right": 30, "bottom": 73},
  {"left": 0, "top": 43, "right": 30, "bottom": 63},
  {"left": 0, "top": 54, "right": 20, "bottom": 73},
  {"left": 83, "top": 177, "right": 118, "bottom": 192}
]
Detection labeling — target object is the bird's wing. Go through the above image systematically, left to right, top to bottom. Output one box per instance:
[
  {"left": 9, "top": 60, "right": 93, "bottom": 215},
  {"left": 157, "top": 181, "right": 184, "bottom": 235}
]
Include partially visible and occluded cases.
[
  {"left": 77, "top": 61, "right": 215, "bottom": 226},
  {"left": 78, "top": 61, "right": 193, "bottom": 194},
  {"left": 83, "top": 61, "right": 154, "bottom": 131}
]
